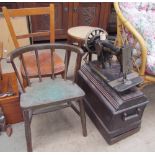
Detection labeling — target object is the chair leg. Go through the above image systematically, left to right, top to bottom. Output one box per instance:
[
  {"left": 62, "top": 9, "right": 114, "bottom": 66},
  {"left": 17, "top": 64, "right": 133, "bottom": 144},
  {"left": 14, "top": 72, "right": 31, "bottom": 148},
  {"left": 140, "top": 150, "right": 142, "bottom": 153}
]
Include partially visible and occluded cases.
[
  {"left": 61, "top": 71, "right": 65, "bottom": 79},
  {"left": 22, "top": 75, "right": 28, "bottom": 88},
  {"left": 79, "top": 99, "right": 87, "bottom": 137},
  {"left": 23, "top": 109, "right": 33, "bottom": 152}
]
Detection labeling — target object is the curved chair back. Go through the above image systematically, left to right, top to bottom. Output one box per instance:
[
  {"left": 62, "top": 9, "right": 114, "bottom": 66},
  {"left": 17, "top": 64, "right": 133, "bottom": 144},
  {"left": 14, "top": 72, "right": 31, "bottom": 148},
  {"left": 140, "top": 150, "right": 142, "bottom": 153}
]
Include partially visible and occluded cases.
[
  {"left": 2, "top": 4, "right": 55, "bottom": 47},
  {"left": 3, "top": 5, "right": 66, "bottom": 86},
  {"left": 7, "top": 43, "right": 84, "bottom": 92}
]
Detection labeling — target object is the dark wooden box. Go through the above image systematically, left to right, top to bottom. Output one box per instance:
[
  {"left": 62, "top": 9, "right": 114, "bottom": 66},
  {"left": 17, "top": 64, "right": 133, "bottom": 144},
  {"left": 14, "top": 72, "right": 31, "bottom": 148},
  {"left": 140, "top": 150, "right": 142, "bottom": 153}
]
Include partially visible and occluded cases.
[
  {"left": 77, "top": 64, "right": 148, "bottom": 144},
  {"left": 0, "top": 73, "right": 23, "bottom": 124}
]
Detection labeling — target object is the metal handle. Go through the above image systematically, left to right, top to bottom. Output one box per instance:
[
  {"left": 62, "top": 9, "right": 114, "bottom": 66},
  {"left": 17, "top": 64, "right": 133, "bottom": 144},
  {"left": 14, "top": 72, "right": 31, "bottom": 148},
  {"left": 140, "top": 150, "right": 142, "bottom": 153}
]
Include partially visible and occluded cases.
[{"left": 122, "top": 108, "right": 141, "bottom": 122}]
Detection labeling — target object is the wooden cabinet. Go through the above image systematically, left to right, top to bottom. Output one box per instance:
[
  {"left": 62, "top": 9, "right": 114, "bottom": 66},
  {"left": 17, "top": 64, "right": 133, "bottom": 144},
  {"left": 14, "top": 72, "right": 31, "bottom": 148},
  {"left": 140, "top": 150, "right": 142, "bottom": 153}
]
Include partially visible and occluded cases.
[
  {"left": 0, "top": 2, "right": 114, "bottom": 40},
  {"left": 0, "top": 2, "right": 24, "bottom": 11},
  {"left": 0, "top": 2, "right": 20, "bottom": 11},
  {"left": 23, "top": 2, "right": 112, "bottom": 41},
  {"left": 23, "top": 2, "right": 70, "bottom": 40},
  {"left": 72, "top": 2, "right": 111, "bottom": 30},
  {"left": 54, "top": 3, "right": 70, "bottom": 39},
  {"left": 72, "top": 3, "right": 101, "bottom": 27},
  {"left": 107, "top": 3, "right": 117, "bottom": 35}
]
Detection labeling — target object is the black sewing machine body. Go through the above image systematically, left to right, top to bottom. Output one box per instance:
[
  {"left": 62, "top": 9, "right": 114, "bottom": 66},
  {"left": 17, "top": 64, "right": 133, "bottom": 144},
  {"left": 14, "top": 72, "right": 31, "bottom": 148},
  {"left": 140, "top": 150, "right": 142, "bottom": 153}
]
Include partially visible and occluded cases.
[{"left": 85, "top": 28, "right": 143, "bottom": 93}]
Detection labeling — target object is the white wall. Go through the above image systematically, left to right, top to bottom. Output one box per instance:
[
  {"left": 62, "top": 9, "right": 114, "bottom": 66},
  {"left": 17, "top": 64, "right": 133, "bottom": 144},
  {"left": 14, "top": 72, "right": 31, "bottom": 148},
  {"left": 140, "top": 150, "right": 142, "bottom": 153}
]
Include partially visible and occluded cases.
[{"left": 0, "top": 14, "right": 30, "bottom": 56}]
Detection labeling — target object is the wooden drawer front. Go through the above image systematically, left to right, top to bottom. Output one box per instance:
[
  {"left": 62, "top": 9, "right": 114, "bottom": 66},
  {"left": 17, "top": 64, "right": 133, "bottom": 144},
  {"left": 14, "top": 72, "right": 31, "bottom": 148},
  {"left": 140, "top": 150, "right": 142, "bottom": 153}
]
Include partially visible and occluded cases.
[
  {"left": 0, "top": 73, "right": 23, "bottom": 124},
  {"left": 0, "top": 100, "right": 23, "bottom": 124}
]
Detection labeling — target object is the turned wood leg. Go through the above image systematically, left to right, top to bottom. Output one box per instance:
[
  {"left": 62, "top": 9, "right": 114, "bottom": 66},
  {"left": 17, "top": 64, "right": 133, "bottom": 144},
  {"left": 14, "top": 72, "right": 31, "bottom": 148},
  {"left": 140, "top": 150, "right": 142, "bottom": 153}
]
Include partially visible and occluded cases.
[
  {"left": 65, "top": 37, "right": 71, "bottom": 75},
  {"left": 65, "top": 50, "right": 71, "bottom": 72},
  {"left": 61, "top": 71, "right": 65, "bottom": 79},
  {"left": 22, "top": 75, "right": 28, "bottom": 88},
  {"left": 79, "top": 99, "right": 87, "bottom": 137},
  {"left": 23, "top": 109, "right": 33, "bottom": 152}
]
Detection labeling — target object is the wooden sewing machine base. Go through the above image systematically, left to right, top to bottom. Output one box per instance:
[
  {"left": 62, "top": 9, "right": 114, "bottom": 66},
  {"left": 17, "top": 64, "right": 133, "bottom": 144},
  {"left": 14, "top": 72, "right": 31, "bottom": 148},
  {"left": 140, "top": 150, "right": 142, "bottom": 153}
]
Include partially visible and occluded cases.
[{"left": 77, "top": 64, "right": 148, "bottom": 144}]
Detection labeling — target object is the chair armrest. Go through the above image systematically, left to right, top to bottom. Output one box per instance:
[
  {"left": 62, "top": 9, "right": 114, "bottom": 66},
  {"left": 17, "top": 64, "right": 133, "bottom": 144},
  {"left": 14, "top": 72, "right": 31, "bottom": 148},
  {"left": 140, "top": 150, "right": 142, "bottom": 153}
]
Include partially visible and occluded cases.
[{"left": 114, "top": 2, "right": 147, "bottom": 76}]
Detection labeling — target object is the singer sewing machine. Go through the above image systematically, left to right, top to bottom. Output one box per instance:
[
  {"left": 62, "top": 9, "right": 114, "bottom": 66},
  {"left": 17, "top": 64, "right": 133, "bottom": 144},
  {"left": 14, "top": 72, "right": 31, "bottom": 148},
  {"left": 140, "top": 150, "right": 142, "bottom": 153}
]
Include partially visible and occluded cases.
[{"left": 84, "top": 28, "right": 143, "bottom": 93}]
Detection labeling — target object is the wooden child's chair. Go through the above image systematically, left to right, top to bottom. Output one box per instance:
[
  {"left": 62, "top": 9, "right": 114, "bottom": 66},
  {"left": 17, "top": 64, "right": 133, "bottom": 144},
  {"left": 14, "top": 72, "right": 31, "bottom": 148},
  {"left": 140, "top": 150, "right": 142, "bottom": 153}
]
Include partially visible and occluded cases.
[
  {"left": 2, "top": 4, "right": 65, "bottom": 86},
  {"left": 7, "top": 43, "right": 87, "bottom": 152}
]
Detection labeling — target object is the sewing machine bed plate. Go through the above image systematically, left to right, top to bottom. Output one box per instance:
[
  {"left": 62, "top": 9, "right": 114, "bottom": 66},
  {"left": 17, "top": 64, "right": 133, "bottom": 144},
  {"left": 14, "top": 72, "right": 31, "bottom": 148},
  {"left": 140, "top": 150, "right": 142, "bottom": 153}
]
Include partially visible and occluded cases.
[
  {"left": 88, "top": 61, "right": 143, "bottom": 92},
  {"left": 77, "top": 64, "right": 148, "bottom": 144}
]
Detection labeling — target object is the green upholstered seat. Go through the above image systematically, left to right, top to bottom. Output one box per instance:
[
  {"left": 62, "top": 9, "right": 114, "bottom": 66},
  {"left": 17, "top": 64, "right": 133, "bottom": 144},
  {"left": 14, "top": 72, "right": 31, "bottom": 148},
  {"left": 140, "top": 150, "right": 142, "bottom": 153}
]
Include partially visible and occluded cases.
[{"left": 21, "top": 78, "right": 85, "bottom": 108}]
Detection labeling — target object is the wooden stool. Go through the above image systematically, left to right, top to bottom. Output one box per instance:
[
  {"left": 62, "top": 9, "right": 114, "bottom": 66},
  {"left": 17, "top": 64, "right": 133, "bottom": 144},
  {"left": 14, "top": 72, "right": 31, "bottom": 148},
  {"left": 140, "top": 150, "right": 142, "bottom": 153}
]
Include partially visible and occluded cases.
[
  {"left": 67, "top": 26, "right": 97, "bottom": 62},
  {"left": 67, "top": 26, "right": 97, "bottom": 46}
]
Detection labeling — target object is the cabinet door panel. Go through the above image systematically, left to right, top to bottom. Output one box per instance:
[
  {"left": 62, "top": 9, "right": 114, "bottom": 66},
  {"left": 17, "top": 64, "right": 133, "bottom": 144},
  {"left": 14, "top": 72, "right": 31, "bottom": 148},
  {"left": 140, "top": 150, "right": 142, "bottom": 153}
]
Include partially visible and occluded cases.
[
  {"left": 0, "top": 2, "right": 22, "bottom": 11},
  {"left": 20, "top": 2, "right": 113, "bottom": 40},
  {"left": 24, "top": 2, "right": 69, "bottom": 41},
  {"left": 55, "top": 3, "right": 69, "bottom": 38},
  {"left": 73, "top": 3, "right": 101, "bottom": 27},
  {"left": 99, "top": 3, "right": 111, "bottom": 30}
]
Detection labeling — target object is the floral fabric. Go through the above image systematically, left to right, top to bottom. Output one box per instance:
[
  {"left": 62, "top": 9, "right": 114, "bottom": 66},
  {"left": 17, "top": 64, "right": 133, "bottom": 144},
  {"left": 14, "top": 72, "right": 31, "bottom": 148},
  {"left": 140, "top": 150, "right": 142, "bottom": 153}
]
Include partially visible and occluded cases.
[{"left": 119, "top": 2, "right": 155, "bottom": 75}]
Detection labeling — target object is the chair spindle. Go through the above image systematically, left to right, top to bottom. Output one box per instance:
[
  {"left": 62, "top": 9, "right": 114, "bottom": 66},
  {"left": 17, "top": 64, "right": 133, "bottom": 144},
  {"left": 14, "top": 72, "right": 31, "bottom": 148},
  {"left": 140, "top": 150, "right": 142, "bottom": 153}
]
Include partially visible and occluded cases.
[
  {"left": 50, "top": 48, "right": 55, "bottom": 80},
  {"left": 34, "top": 49, "right": 42, "bottom": 82},
  {"left": 64, "top": 50, "right": 69, "bottom": 80},
  {"left": 73, "top": 53, "right": 82, "bottom": 83},
  {"left": 20, "top": 55, "right": 31, "bottom": 86},
  {"left": 12, "top": 61, "right": 25, "bottom": 93}
]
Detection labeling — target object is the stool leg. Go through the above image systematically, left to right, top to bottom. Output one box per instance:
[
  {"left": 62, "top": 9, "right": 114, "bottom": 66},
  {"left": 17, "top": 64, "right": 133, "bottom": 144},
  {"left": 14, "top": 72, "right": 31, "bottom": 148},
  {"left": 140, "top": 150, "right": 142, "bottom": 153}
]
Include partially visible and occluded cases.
[
  {"left": 66, "top": 37, "right": 72, "bottom": 72},
  {"left": 79, "top": 99, "right": 87, "bottom": 137},
  {"left": 23, "top": 109, "right": 33, "bottom": 152}
]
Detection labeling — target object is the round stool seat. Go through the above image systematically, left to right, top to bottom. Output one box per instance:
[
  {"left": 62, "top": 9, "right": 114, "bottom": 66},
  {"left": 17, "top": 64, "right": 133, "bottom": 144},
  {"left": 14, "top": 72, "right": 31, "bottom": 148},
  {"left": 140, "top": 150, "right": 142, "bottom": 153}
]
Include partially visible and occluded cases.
[
  {"left": 67, "top": 26, "right": 97, "bottom": 41},
  {"left": 67, "top": 26, "right": 106, "bottom": 61}
]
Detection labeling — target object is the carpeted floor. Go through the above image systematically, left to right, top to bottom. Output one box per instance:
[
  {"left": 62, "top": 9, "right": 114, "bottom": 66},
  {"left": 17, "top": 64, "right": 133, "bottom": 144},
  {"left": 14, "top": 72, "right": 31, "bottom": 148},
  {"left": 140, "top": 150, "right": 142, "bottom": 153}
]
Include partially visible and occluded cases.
[{"left": 0, "top": 49, "right": 155, "bottom": 152}]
